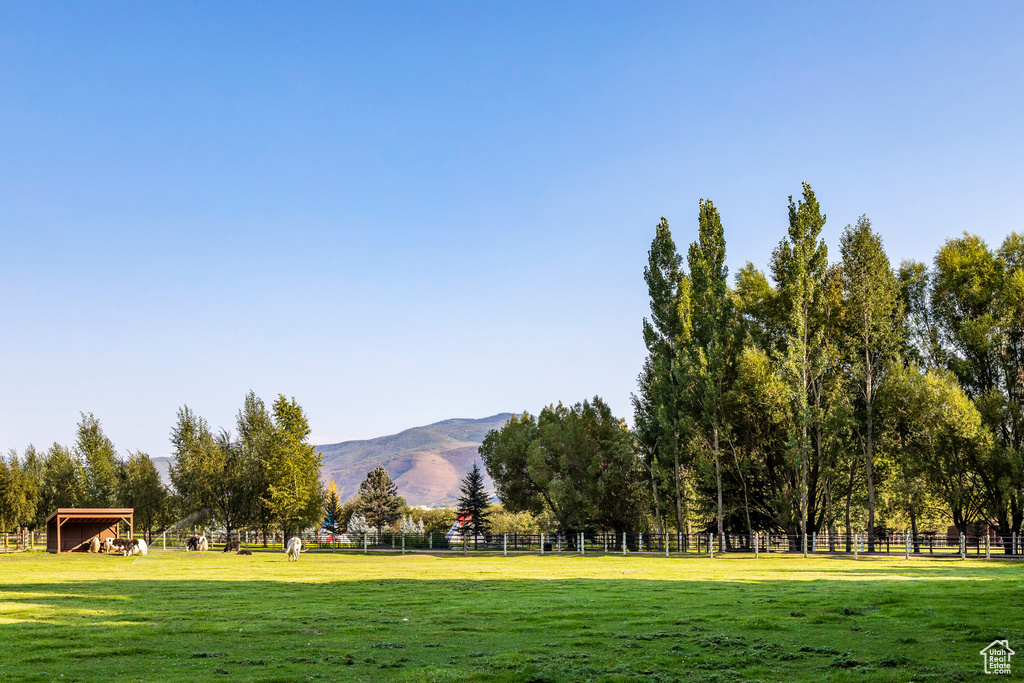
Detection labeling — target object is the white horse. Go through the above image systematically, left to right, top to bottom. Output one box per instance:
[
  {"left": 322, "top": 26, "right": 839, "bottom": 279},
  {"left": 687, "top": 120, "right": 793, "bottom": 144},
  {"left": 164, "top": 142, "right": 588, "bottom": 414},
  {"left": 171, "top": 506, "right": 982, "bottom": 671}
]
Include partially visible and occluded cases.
[
  {"left": 88, "top": 537, "right": 101, "bottom": 553},
  {"left": 286, "top": 537, "right": 301, "bottom": 562},
  {"left": 132, "top": 539, "right": 148, "bottom": 557}
]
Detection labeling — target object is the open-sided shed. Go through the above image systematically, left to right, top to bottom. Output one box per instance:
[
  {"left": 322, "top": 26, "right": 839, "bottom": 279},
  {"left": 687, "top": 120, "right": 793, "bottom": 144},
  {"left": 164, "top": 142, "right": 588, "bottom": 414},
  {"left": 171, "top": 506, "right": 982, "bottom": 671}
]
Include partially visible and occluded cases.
[{"left": 46, "top": 508, "right": 134, "bottom": 554}]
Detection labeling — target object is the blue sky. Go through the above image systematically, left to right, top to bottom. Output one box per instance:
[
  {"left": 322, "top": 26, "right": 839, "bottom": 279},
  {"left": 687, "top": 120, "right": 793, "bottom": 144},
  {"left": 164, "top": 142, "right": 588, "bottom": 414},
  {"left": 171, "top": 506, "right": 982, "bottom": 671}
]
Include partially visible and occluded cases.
[{"left": 2, "top": 2, "right": 1022, "bottom": 457}]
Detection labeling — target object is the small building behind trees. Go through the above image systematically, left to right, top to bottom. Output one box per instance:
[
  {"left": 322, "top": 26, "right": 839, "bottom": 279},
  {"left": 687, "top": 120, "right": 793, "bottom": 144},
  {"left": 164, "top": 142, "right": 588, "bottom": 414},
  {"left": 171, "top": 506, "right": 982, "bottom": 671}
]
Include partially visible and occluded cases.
[{"left": 46, "top": 508, "right": 133, "bottom": 553}]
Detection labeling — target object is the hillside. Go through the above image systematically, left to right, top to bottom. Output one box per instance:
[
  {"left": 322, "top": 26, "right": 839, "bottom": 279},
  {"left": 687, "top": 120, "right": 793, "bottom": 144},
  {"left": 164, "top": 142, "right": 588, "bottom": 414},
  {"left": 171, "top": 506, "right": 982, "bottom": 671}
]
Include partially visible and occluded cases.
[
  {"left": 152, "top": 413, "right": 513, "bottom": 507},
  {"left": 316, "top": 414, "right": 512, "bottom": 507}
]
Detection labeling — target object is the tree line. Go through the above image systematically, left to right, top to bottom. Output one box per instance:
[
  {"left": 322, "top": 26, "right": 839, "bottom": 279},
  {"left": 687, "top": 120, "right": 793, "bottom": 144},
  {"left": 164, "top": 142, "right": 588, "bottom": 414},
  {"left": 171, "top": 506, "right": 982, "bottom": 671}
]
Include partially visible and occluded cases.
[
  {"left": 481, "top": 182, "right": 1022, "bottom": 552},
  {"left": 0, "top": 392, "right": 324, "bottom": 544},
  {"left": 0, "top": 413, "right": 168, "bottom": 541}
]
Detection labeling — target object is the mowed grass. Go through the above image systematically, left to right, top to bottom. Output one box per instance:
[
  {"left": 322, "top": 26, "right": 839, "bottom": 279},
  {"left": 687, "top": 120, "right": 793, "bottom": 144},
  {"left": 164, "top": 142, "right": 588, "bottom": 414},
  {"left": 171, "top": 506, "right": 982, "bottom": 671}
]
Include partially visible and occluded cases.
[{"left": 0, "top": 550, "right": 1020, "bottom": 682}]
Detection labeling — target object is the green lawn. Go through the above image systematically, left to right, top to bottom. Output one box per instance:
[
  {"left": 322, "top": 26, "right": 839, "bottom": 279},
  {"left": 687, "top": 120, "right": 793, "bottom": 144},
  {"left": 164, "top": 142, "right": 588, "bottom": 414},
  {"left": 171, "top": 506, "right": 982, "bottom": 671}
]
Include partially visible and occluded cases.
[{"left": 0, "top": 549, "right": 1019, "bottom": 682}]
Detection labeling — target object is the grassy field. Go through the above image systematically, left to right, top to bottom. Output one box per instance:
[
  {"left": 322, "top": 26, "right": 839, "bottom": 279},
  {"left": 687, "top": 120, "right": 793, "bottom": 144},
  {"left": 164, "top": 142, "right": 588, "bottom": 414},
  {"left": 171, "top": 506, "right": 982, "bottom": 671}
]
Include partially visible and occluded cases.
[{"left": 0, "top": 549, "right": 1020, "bottom": 682}]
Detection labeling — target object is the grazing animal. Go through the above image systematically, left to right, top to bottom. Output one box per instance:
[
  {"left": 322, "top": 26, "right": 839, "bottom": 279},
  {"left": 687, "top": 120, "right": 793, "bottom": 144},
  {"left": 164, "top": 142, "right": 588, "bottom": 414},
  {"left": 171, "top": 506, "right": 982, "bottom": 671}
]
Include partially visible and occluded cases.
[
  {"left": 186, "top": 535, "right": 209, "bottom": 552},
  {"left": 88, "top": 537, "right": 101, "bottom": 553},
  {"left": 286, "top": 537, "right": 301, "bottom": 562},
  {"left": 104, "top": 538, "right": 132, "bottom": 555},
  {"left": 133, "top": 539, "right": 148, "bottom": 557},
  {"left": 223, "top": 540, "right": 240, "bottom": 553},
  {"left": 237, "top": 549, "right": 252, "bottom": 556}
]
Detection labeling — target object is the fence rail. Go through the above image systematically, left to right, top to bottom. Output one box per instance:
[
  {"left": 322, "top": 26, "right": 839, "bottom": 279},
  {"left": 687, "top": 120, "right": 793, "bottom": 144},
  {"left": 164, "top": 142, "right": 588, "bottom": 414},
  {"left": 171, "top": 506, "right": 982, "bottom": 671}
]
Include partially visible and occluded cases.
[{"left": 4, "top": 529, "right": 1022, "bottom": 559}]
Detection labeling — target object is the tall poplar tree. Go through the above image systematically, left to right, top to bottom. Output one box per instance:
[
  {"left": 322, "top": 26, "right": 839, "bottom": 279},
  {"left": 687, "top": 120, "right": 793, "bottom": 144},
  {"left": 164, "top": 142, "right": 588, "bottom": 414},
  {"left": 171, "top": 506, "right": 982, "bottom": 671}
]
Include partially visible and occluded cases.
[
  {"left": 770, "top": 183, "right": 828, "bottom": 544},
  {"left": 686, "top": 199, "right": 733, "bottom": 539},
  {"left": 839, "top": 216, "right": 903, "bottom": 550},
  {"left": 638, "top": 218, "right": 692, "bottom": 534}
]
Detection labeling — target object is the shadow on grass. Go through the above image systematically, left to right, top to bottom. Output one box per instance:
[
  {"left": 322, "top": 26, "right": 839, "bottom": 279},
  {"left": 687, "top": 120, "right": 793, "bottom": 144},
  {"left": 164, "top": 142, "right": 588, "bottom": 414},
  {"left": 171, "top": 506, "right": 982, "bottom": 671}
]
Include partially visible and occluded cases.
[{"left": 0, "top": 573, "right": 1019, "bottom": 682}]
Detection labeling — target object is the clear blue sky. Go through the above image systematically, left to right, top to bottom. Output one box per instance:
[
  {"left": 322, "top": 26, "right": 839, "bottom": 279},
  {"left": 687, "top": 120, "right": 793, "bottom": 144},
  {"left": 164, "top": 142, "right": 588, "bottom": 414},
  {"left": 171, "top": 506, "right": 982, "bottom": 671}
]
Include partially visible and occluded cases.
[{"left": 2, "top": 2, "right": 1022, "bottom": 457}]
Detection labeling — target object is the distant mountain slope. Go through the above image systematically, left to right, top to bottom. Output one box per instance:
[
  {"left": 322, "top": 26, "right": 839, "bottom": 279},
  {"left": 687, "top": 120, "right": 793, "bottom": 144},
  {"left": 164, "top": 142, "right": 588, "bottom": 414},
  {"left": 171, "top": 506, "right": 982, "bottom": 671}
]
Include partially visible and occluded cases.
[
  {"left": 152, "top": 413, "right": 513, "bottom": 508},
  {"left": 317, "top": 414, "right": 513, "bottom": 507}
]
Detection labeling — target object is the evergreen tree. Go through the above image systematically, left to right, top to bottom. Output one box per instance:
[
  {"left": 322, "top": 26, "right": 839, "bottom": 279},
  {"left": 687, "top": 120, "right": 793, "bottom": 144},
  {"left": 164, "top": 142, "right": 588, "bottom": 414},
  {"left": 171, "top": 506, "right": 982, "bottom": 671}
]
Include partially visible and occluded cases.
[
  {"left": 457, "top": 462, "right": 491, "bottom": 536},
  {"left": 358, "top": 465, "right": 401, "bottom": 533},
  {"left": 323, "top": 480, "right": 343, "bottom": 533},
  {"left": 346, "top": 512, "right": 371, "bottom": 535}
]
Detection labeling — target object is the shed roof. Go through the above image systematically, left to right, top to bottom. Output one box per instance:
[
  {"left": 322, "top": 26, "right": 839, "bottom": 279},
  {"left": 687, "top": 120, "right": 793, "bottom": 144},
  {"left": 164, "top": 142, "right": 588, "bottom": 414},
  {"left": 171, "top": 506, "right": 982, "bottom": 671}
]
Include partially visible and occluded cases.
[{"left": 46, "top": 508, "right": 134, "bottom": 525}]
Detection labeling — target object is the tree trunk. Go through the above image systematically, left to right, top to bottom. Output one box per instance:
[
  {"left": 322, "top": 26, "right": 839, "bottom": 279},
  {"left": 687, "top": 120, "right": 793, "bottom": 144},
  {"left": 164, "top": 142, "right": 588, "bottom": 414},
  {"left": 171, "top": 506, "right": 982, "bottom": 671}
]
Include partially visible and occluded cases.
[
  {"left": 800, "top": 311, "right": 809, "bottom": 543},
  {"left": 865, "top": 371, "right": 876, "bottom": 552},
  {"left": 714, "top": 423, "right": 723, "bottom": 538},
  {"left": 732, "top": 445, "right": 753, "bottom": 544},
  {"left": 649, "top": 451, "right": 663, "bottom": 537},
  {"left": 673, "top": 451, "right": 684, "bottom": 537},
  {"left": 845, "top": 456, "right": 855, "bottom": 552},
  {"left": 825, "top": 478, "right": 836, "bottom": 551},
  {"left": 909, "top": 499, "right": 919, "bottom": 553}
]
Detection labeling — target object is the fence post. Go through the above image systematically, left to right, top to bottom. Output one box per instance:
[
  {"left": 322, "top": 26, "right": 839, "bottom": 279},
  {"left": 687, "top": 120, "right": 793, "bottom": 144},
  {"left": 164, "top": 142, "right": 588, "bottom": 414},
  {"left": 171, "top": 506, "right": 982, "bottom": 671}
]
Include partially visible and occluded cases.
[
  {"left": 162, "top": 531, "right": 166, "bottom": 551},
  {"left": 463, "top": 531, "right": 468, "bottom": 555},
  {"left": 754, "top": 531, "right": 759, "bottom": 559},
  {"left": 905, "top": 531, "right": 910, "bottom": 560},
  {"left": 580, "top": 532, "right": 584, "bottom": 555},
  {"left": 622, "top": 532, "right": 626, "bottom": 556},
  {"left": 812, "top": 532, "right": 816, "bottom": 553},
  {"left": 363, "top": 533, "right": 367, "bottom": 554},
  {"left": 429, "top": 533, "right": 432, "bottom": 550},
  {"left": 503, "top": 533, "right": 507, "bottom": 557},
  {"left": 541, "top": 533, "right": 545, "bottom": 555},
  {"left": 665, "top": 533, "right": 669, "bottom": 557},
  {"left": 709, "top": 533, "right": 714, "bottom": 559},
  {"left": 802, "top": 533, "right": 807, "bottom": 558},
  {"left": 854, "top": 533, "right": 859, "bottom": 560},
  {"left": 985, "top": 533, "right": 990, "bottom": 560},
  {"left": 401, "top": 534, "right": 405, "bottom": 555},
  {"left": 604, "top": 534, "right": 607, "bottom": 553},
  {"left": 960, "top": 534, "right": 966, "bottom": 560}
]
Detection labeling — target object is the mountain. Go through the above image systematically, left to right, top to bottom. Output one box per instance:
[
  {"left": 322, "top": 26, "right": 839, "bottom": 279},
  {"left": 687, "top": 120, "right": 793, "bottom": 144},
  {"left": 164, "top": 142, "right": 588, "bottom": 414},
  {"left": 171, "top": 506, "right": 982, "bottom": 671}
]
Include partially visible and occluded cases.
[
  {"left": 151, "top": 413, "right": 513, "bottom": 508},
  {"left": 316, "top": 414, "right": 513, "bottom": 507}
]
